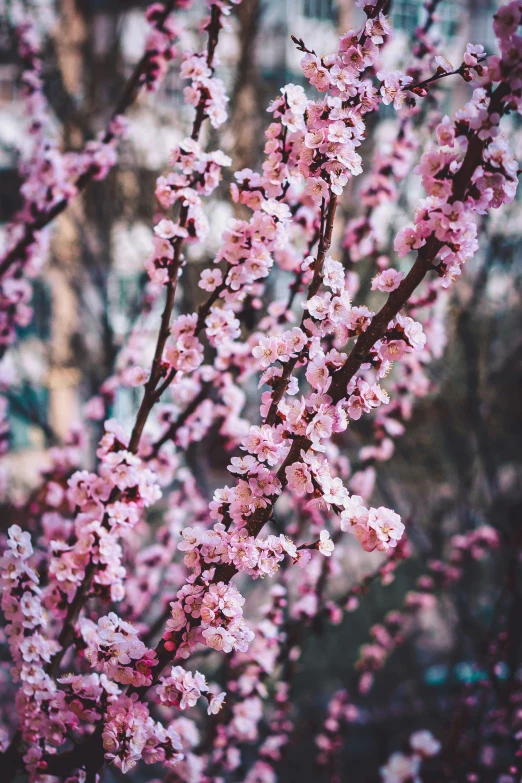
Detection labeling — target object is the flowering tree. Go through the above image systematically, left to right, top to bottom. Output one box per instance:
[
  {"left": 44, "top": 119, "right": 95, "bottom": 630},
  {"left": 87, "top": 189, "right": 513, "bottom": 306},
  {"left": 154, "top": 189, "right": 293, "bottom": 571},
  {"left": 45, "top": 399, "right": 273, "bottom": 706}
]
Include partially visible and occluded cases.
[{"left": 0, "top": 1, "right": 521, "bottom": 782}]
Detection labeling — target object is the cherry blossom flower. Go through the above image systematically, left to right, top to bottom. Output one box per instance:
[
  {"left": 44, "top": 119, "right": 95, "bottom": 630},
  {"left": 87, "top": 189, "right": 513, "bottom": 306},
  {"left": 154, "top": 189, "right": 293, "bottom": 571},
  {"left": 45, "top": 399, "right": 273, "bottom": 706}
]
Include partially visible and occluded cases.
[
  {"left": 286, "top": 462, "right": 314, "bottom": 496},
  {"left": 318, "top": 530, "right": 335, "bottom": 557}
]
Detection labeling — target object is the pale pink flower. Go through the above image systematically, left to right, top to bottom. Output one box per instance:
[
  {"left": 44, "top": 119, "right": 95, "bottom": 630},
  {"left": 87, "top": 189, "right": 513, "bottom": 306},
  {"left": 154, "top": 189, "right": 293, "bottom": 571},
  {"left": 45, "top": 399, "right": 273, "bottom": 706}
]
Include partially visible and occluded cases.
[
  {"left": 305, "top": 177, "right": 329, "bottom": 202},
  {"left": 394, "top": 226, "right": 424, "bottom": 257},
  {"left": 199, "top": 268, "right": 223, "bottom": 292},
  {"left": 371, "top": 269, "right": 404, "bottom": 293},
  {"left": 306, "top": 294, "right": 331, "bottom": 320},
  {"left": 253, "top": 336, "right": 278, "bottom": 369},
  {"left": 379, "top": 340, "right": 412, "bottom": 362},
  {"left": 285, "top": 462, "right": 313, "bottom": 496},
  {"left": 340, "top": 496, "right": 369, "bottom": 532},
  {"left": 367, "top": 507, "right": 404, "bottom": 551},
  {"left": 318, "top": 530, "right": 335, "bottom": 557},
  {"left": 202, "top": 626, "right": 234, "bottom": 653},
  {"left": 207, "top": 691, "right": 226, "bottom": 715},
  {"left": 410, "top": 730, "right": 441, "bottom": 757},
  {"left": 380, "top": 752, "right": 421, "bottom": 783}
]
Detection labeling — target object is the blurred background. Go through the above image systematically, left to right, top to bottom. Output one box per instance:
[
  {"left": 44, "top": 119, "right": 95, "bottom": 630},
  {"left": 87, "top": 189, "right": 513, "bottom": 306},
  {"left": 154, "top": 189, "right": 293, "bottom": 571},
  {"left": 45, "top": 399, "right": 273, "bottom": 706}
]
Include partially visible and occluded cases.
[{"left": 0, "top": 1, "right": 521, "bottom": 781}]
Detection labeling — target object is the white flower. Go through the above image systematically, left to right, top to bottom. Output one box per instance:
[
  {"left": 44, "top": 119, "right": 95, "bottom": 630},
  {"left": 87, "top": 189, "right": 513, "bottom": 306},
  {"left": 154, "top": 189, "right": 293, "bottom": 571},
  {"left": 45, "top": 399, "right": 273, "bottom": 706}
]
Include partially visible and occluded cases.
[
  {"left": 318, "top": 530, "right": 335, "bottom": 557},
  {"left": 207, "top": 691, "right": 226, "bottom": 715},
  {"left": 410, "top": 730, "right": 441, "bottom": 757},
  {"left": 380, "top": 752, "right": 421, "bottom": 783}
]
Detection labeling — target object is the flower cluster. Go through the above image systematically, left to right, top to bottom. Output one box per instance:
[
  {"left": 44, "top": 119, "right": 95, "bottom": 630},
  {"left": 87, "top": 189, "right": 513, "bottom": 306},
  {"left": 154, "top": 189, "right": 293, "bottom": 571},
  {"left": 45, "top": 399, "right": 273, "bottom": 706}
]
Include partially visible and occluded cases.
[
  {"left": 143, "top": 2, "right": 185, "bottom": 90},
  {"left": 395, "top": 85, "right": 519, "bottom": 287},
  {"left": 148, "top": 142, "right": 232, "bottom": 285},
  {"left": 44, "top": 430, "right": 162, "bottom": 608},
  {"left": 340, "top": 497, "right": 404, "bottom": 553},
  {"left": 179, "top": 522, "right": 303, "bottom": 577},
  {"left": 0, "top": 526, "right": 63, "bottom": 775},
  {"left": 162, "top": 575, "right": 254, "bottom": 658},
  {"left": 203, "top": 584, "right": 287, "bottom": 776},
  {"left": 81, "top": 613, "right": 158, "bottom": 686},
  {"left": 157, "top": 665, "right": 226, "bottom": 714},
  {"left": 315, "top": 690, "right": 359, "bottom": 769},
  {"left": 102, "top": 694, "right": 183, "bottom": 772}
]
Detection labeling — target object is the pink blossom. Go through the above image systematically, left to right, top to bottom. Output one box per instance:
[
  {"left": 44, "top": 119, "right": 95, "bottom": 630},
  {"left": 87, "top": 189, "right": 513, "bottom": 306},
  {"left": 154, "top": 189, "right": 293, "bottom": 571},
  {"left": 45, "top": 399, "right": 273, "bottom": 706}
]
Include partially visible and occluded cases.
[
  {"left": 304, "top": 177, "right": 330, "bottom": 201},
  {"left": 394, "top": 226, "right": 424, "bottom": 257},
  {"left": 199, "top": 268, "right": 223, "bottom": 291},
  {"left": 371, "top": 269, "right": 404, "bottom": 293},
  {"left": 306, "top": 293, "right": 331, "bottom": 320},
  {"left": 253, "top": 336, "right": 278, "bottom": 369},
  {"left": 379, "top": 340, "right": 412, "bottom": 362},
  {"left": 285, "top": 462, "right": 314, "bottom": 496},
  {"left": 367, "top": 507, "right": 404, "bottom": 551},
  {"left": 318, "top": 530, "right": 335, "bottom": 557},
  {"left": 202, "top": 626, "right": 235, "bottom": 653},
  {"left": 380, "top": 752, "right": 421, "bottom": 783}
]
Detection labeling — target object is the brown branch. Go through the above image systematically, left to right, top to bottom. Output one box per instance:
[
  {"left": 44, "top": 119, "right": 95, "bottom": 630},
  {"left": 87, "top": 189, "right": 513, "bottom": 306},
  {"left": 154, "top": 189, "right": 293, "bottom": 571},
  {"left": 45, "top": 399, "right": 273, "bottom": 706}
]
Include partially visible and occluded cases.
[
  {"left": 128, "top": 3, "right": 223, "bottom": 452},
  {"left": 404, "top": 57, "right": 487, "bottom": 96},
  {"left": 329, "top": 81, "right": 511, "bottom": 404},
  {"left": 265, "top": 194, "right": 338, "bottom": 426},
  {"left": 195, "top": 276, "right": 228, "bottom": 333},
  {"left": 151, "top": 381, "right": 213, "bottom": 455},
  {"left": 47, "top": 560, "right": 98, "bottom": 677}
]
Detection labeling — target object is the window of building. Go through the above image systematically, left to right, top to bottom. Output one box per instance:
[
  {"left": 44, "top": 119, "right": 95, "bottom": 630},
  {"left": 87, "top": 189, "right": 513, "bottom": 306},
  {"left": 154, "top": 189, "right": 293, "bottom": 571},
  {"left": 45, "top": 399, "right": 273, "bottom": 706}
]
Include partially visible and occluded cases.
[
  {"left": 302, "top": 0, "right": 335, "bottom": 21},
  {"left": 392, "top": 0, "right": 460, "bottom": 39},
  {"left": 0, "top": 64, "right": 17, "bottom": 104},
  {"left": 160, "top": 68, "right": 185, "bottom": 108},
  {"left": 18, "top": 279, "right": 52, "bottom": 342},
  {"left": 8, "top": 384, "right": 49, "bottom": 450}
]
